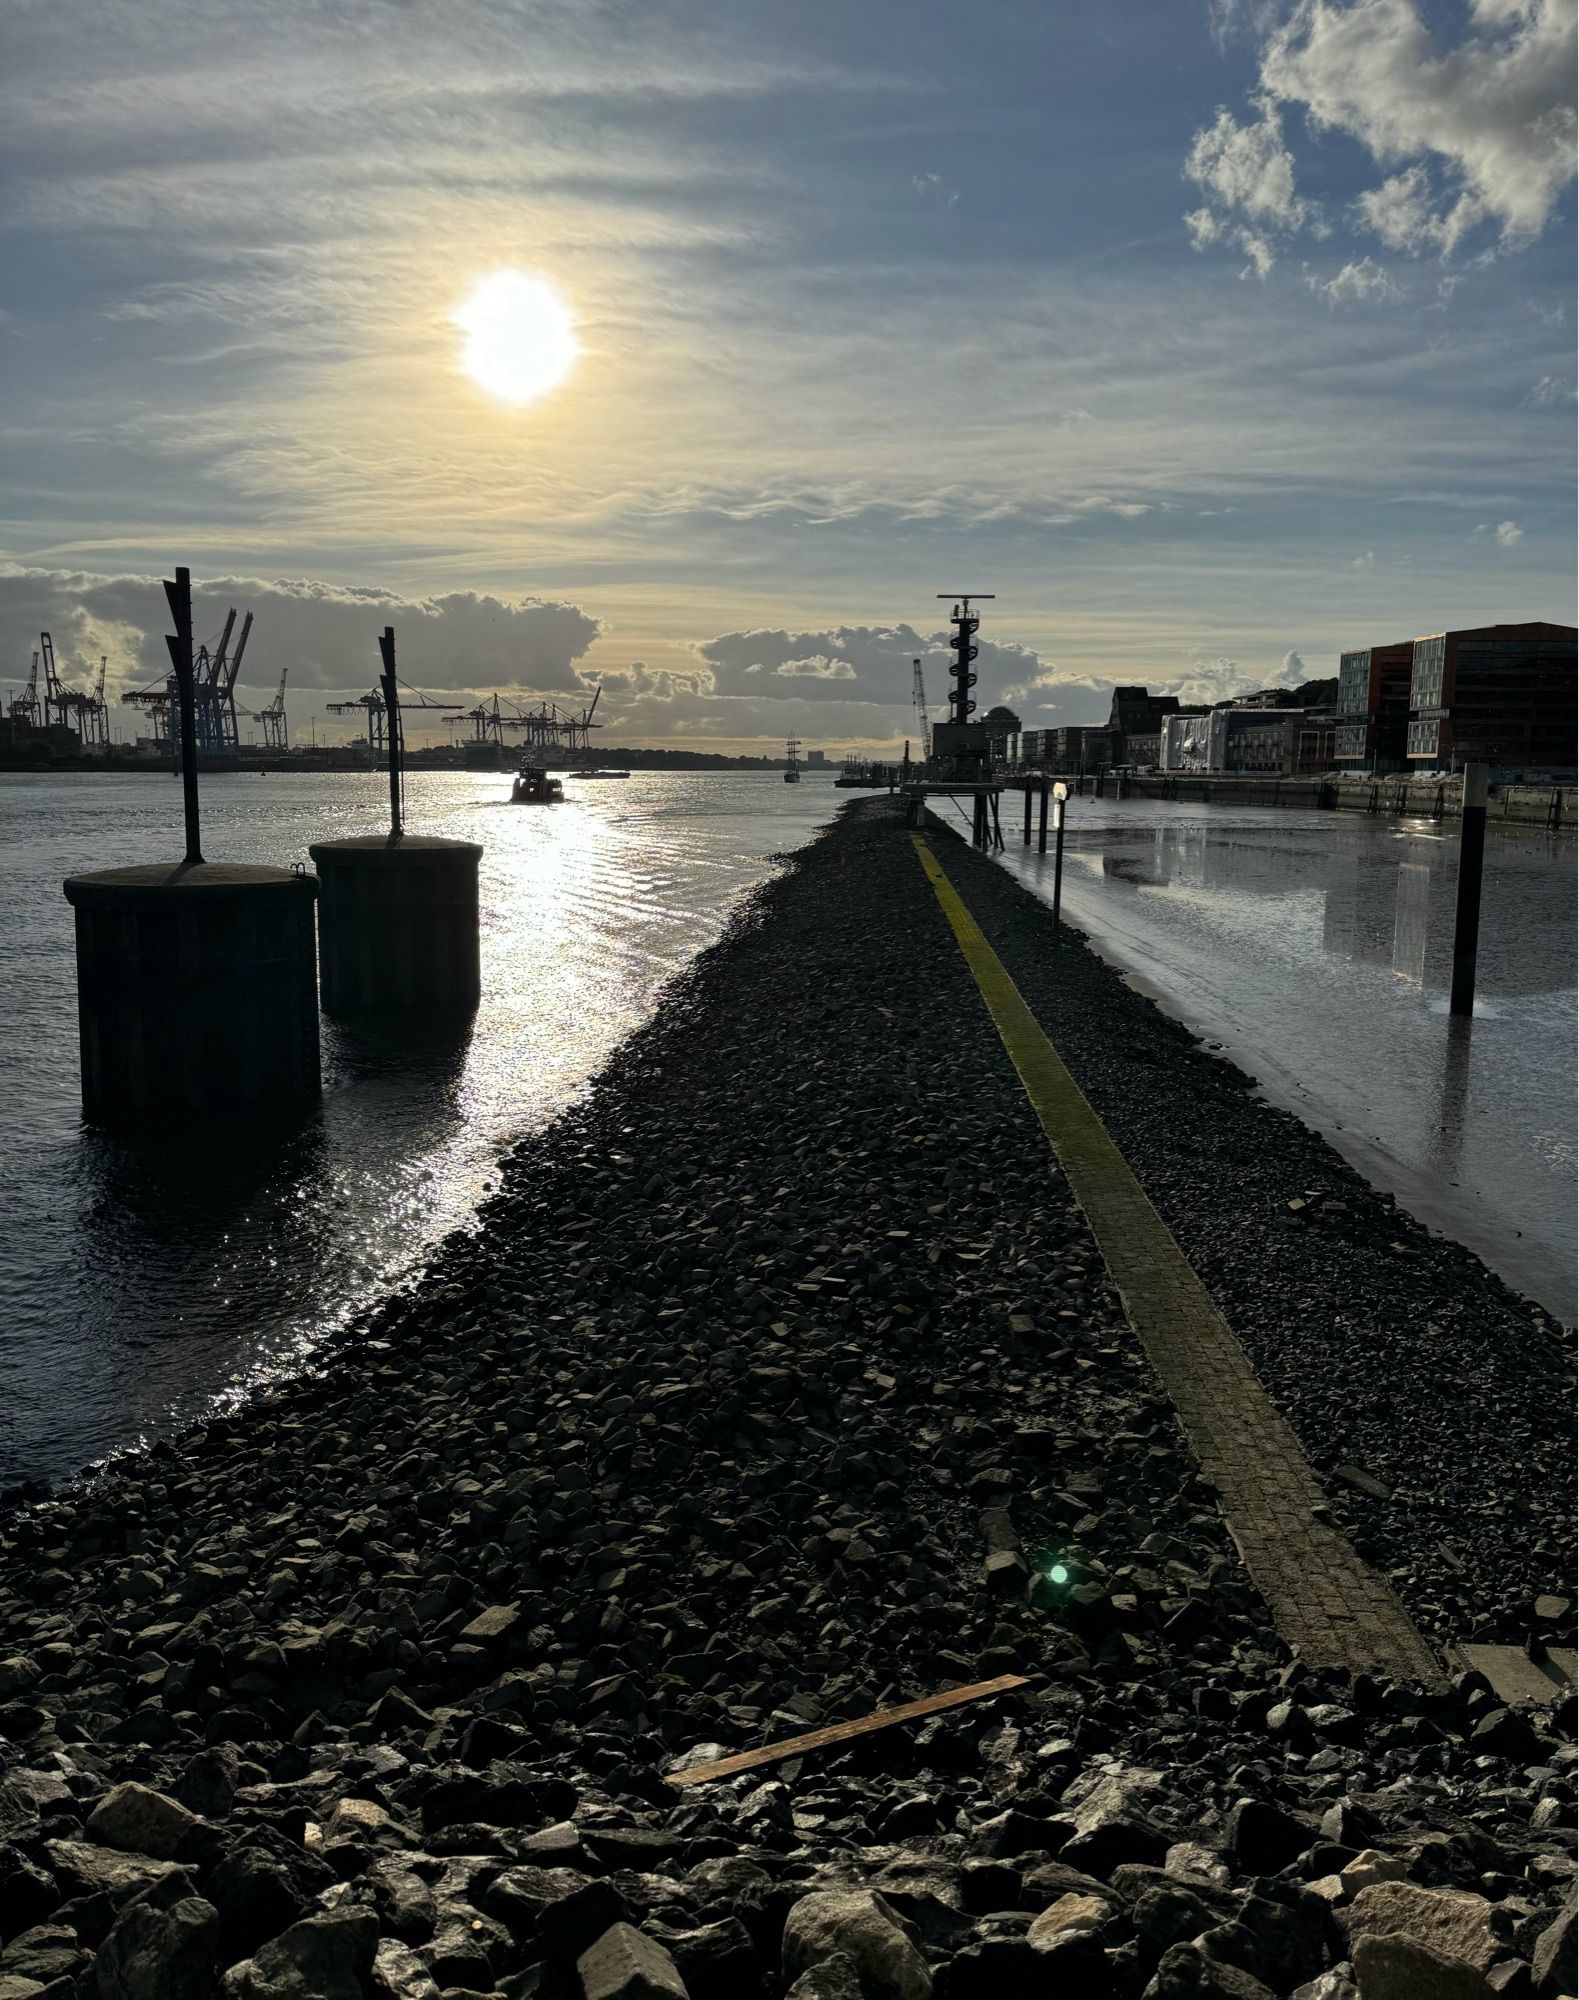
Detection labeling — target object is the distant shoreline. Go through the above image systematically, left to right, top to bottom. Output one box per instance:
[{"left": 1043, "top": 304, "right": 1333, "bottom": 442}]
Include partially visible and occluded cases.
[{"left": 0, "top": 750, "right": 822, "bottom": 776}]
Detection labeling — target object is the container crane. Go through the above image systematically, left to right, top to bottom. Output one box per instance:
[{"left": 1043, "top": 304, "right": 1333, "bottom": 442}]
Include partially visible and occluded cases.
[
  {"left": 9, "top": 651, "right": 41, "bottom": 728},
  {"left": 251, "top": 667, "right": 289, "bottom": 751},
  {"left": 326, "top": 682, "right": 465, "bottom": 756}
]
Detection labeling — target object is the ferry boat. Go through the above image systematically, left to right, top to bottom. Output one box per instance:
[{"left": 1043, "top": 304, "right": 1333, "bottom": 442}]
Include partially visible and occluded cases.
[
  {"left": 784, "top": 733, "right": 801, "bottom": 784},
  {"left": 511, "top": 760, "right": 563, "bottom": 804},
  {"left": 566, "top": 769, "right": 631, "bottom": 781}
]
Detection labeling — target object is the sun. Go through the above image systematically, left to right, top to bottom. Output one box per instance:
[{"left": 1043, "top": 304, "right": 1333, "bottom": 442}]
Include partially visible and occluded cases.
[{"left": 454, "top": 269, "right": 579, "bottom": 407}]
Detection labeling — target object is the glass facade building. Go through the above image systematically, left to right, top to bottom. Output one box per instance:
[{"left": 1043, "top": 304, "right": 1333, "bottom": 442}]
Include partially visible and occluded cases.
[{"left": 1406, "top": 623, "right": 1576, "bottom": 774}]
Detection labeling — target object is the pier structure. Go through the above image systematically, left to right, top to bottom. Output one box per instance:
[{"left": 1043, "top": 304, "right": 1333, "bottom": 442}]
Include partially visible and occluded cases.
[
  {"left": 62, "top": 568, "right": 320, "bottom": 1126},
  {"left": 309, "top": 626, "right": 483, "bottom": 1015}
]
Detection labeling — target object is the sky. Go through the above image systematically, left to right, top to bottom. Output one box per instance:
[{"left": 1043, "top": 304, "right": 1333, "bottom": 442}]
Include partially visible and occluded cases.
[{"left": 1, "top": 0, "right": 1574, "bottom": 751}]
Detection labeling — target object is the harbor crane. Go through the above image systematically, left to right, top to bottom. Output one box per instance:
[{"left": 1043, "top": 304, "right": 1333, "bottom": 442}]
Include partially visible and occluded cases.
[
  {"left": 121, "top": 606, "right": 252, "bottom": 755},
  {"left": 39, "top": 632, "right": 111, "bottom": 746},
  {"left": 9, "top": 651, "right": 41, "bottom": 728},
  {"left": 912, "top": 657, "right": 931, "bottom": 757},
  {"left": 251, "top": 667, "right": 289, "bottom": 751},
  {"left": 326, "top": 682, "right": 465, "bottom": 755},
  {"left": 511, "top": 685, "right": 603, "bottom": 757}
]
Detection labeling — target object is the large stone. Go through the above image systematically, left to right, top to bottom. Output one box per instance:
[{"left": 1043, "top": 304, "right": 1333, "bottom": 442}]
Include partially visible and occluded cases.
[
  {"left": 457, "top": 1603, "right": 522, "bottom": 1645},
  {"left": 1059, "top": 1774, "right": 1170, "bottom": 1880},
  {"left": 84, "top": 1784, "right": 202, "bottom": 1861},
  {"left": 1224, "top": 1798, "right": 1314, "bottom": 1875},
  {"left": 208, "top": 1833, "right": 336, "bottom": 1964},
  {"left": 44, "top": 1840, "right": 181, "bottom": 1907},
  {"left": 1346, "top": 1883, "right": 1503, "bottom": 1974},
  {"left": 783, "top": 1890, "right": 932, "bottom": 2000},
  {"left": 1531, "top": 1892, "right": 1576, "bottom": 1999},
  {"left": 1029, "top": 1893, "right": 1110, "bottom": 1944},
  {"left": 95, "top": 1895, "right": 218, "bottom": 2000},
  {"left": 220, "top": 1909, "right": 377, "bottom": 2000},
  {"left": 576, "top": 1921, "right": 689, "bottom": 2000},
  {"left": 1351, "top": 1933, "right": 1496, "bottom": 2000},
  {"left": 370, "top": 1937, "right": 441, "bottom": 2000},
  {"left": 1145, "top": 1941, "right": 1278, "bottom": 1998},
  {"left": 787, "top": 1957, "right": 866, "bottom": 2000}
]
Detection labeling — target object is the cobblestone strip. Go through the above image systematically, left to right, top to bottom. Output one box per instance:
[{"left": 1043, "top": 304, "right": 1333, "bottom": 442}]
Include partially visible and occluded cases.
[{"left": 913, "top": 836, "right": 1442, "bottom": 1683}]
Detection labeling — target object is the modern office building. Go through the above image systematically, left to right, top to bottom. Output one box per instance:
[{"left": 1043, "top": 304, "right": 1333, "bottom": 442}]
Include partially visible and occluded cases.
[
  {"left": 1404, "top": 622, "right": 1576, "bottom": 774},
  {"left": 1334, "top": 642, "right": 1413, "bottom": 771}
]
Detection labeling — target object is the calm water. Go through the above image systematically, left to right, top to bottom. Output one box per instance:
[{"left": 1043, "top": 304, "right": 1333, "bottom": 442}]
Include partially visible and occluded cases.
[
  {"left": 0, "top": 769, "right": 839, "bottom": 1488},
  {"left": 986, "top": 798, "right": 1577, "bottom": 1323}
]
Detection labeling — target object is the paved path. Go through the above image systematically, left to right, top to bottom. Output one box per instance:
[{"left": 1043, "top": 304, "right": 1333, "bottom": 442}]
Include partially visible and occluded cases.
[{"left": 914, "top": 835, "right": 1442, "bottom": 1684}]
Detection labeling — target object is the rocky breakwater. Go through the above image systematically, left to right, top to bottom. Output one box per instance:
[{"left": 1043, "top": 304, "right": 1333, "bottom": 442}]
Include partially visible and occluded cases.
[{"left": 1, "top": 798, "right": 1574, "bottom": 2000}]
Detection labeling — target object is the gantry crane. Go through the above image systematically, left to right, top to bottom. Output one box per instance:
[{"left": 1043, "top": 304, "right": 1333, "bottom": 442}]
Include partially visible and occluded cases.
[
  {"left": 38, "top": 632, "right": 111, "bottom": 746},
  {"left": 9, "top": 651, "right": 41, "bottom": 728},
  {"left": 251, "top": 668, "right": 289, "bottom": 751},
  {"left": 326, "top": 682, "right": 465, "bottom": 755}
]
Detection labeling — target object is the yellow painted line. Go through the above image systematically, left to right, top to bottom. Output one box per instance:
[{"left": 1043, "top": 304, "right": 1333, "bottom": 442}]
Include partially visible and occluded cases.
[{"left": 911, "top": 834, "right": 1440, "bottom": 1682}]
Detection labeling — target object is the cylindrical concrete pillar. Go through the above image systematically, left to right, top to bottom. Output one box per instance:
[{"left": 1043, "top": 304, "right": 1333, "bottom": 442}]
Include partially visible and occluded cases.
[
  {"left": 309, "top": 835, "right": 483, "bottom": 1014},
  {"left": 63, "top": 863, "right": 321, "bottom": 1126}
]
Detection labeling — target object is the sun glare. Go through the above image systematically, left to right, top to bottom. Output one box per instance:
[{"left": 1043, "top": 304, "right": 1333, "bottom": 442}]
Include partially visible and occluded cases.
[{"left": 455, "top": 269, "right": 579, "bottom": 407}]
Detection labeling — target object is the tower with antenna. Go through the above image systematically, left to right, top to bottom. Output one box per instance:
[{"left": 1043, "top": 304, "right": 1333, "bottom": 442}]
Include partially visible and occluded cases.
[{"left": 929, "top": 594, "right": 994, "bottom": 779}]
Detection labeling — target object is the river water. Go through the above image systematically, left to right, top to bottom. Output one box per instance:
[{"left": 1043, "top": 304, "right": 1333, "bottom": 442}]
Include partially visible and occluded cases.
[
  {"left": 0, "top": 769, "right": 839, "bottom": 1489},
  {"left": 988, "top": 797, "right": 1576, "bottom": 1324}
]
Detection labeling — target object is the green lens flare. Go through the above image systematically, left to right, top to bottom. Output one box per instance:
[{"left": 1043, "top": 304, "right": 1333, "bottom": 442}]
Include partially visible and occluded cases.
[{"left": 1049, "top": 1564, "right": 1069, "bottom": 1584}]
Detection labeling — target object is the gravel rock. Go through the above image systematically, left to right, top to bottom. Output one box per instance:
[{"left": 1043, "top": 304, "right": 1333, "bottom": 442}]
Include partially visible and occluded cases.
[
  {"left": 84, "top": 1782, "right": 203, "bottom": 1860},
  {"left": 782, "top": 1890, "right": 931, "bottom": 2000},
  {"left": 94, "top": 1894, "right": 218, "bottom": 2000},
  {"left": 577, "top": 1921, "right": 689, "bottom": 1999}
]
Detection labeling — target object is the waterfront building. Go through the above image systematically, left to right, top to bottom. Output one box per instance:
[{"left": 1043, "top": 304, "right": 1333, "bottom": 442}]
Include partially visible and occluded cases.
[
  {"left": 1405, "top": 622, "right": 1576, "bottom": 776},
  {"left": 1334, "top": 642, "right": 1413, "bottom": 772},
  {"left": 1106, "top": 686, "right": 1187, "bottom": 768},
  {"left": 983, "top": 705, "right": 1022, "bottom": 765},
  {"left": 1158, "top": 707, "right": 1334, "bottom": 775},
  {"left": 806, "top": 748, "right": 826, "bottom": 767}
]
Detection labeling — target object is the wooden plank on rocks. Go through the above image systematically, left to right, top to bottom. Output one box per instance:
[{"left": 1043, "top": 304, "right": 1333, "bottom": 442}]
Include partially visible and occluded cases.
[{"left": 664, "top": 1674, "right": 1030, "bottom": 1788}]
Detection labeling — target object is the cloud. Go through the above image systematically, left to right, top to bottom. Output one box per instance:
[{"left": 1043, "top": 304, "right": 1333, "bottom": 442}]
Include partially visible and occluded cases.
[
  {"left": 1187, "top": 0, "right": 1577, "bottom": 271},
  {"left": 1263, "top": 0, "right": 1578, "bottom": 253},
  {"left": 1183, "top": 97, "right": 1321, "bottom": 272},
  {"left": 1186, "top": 99, "right": 1317, "bottom": 230},
  {"left": 910, "top": 171, "right": 960, "bottom": 209},
  {"left": 1308, "top": 255, "right": 1401, "bottom": 302},
  {"left": 1524, "top": 373, "right": 1577, "bottom": 404},
  {"left": 1473, "top": 518, "right": 1525, "bottom": 544},
  {"left": 1351, "top": 550, "right": 1377, "bottom": 567},
  {"left": 0, "top": 564, "right": 600, "bottom": 699},
  {"left": 693, "top": 623, "right": 1045, "bottom": 707},
  {"left": 1282, "top": 648, "right": 1307, "bottom": 675},
  {"left": 772, "top": 656, "right": 857, "bottom": 679}
]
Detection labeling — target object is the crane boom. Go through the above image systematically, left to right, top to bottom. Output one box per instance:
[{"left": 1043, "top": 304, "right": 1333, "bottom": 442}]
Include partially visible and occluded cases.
[
  {"left": 209, "top": 609, "right": 238, "bottom": 688},
  {"left": 223, "top": 612, "right": 252, "bottom": 695},
  {"left": 912, "top": 657, "right": 931, "bottom": 756}
]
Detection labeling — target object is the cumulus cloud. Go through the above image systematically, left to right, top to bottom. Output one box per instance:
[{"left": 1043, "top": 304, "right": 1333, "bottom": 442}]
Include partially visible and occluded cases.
[
  {"left": 1187, "top": 0, "right": 1577, "bottom": 270},
  {"left": 1265, "top": 0, "right": 1577, "bottom": 252},
  {"left": 1183, "top": 97, "right": 1320, "bottom": 272},
  {"left": 1308, "top": 255, "right": 1401, "bottom": 302},
  {"left": 1473, "top": 518, "right": 1525, "bottom": 544},
  {"left": 0, "top": 565, "right": 601, "bottom": 700},
  {"left": 693, "top": 623, "right": 1045, "bottom": 706},
  {"left": 1282, "top": 648, "right": 1307, "bottom": 675},
  {"left": 772, "top": 657, "right": 857, "bottom": 679}
]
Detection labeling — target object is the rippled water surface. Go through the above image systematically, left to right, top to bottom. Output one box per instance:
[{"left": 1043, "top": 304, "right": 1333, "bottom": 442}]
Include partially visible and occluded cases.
[
  {"left": 0, "top": 770, "right": 839, "bottom": 1487},
  {"left": 988, "top": 797, "right": 1576, "bottom": 1322}
]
